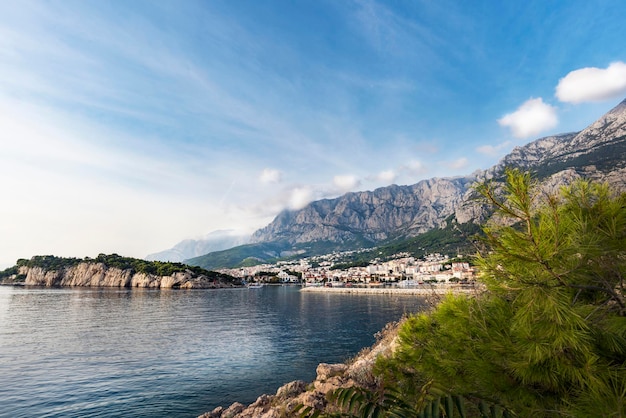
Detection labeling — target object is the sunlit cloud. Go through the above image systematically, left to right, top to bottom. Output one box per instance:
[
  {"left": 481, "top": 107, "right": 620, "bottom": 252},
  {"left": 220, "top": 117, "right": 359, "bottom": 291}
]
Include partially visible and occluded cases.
[
  {"left": 556, "top": 62, "right": 626, "bottom": 103},
  {"left": 498, "top": 98, "right": 558, "bottom": 138},
  {"left": 401, "top": 160, "right": 428, "bottom": 176},
  {"left": 260, "top": 168, "right": 283, "bottom": 184},
  {"left": 375, "top": 169, "right": 397, "bottom": 183},
  {"left": 333, "top": 174, "right": 361, "bottom": 192},
  {"left": 288, "top": 187, "right": 314, "bottom": 210}
]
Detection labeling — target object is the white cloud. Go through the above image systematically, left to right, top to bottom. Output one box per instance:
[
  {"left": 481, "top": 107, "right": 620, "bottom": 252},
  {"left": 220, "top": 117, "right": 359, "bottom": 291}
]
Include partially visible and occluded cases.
[
  {"left": 556, "top": 62, "right": 626, "bottom": 103},
  {"left": 498, "top": 98, "right": 558, "bottom": 138},
  {"left": 476, "top": 141, "right": 512, "bottom": 157},
  {"left": 446, "top": 157, "right": 468, "bottom": 170},
  {"left": 402, "top": 159, "right": 428, "bottom": 176},
  {"left": 260, "top": 168, "right": 282, "bottom": 184},
  {"left": 376, "top": 169, "right": 397, "bottom": 183},
  {"left": 333, "top": 174, "right": 361, "bottom": 191},
  {"left": 288, "top": 187, "right": 314, "bottom": 210}
]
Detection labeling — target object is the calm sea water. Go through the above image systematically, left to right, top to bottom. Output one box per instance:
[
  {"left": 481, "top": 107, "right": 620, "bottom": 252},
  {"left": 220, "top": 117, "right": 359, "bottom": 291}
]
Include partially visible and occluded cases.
[{"left": 0, "top": 285, "right": 426, "bottom": 418}]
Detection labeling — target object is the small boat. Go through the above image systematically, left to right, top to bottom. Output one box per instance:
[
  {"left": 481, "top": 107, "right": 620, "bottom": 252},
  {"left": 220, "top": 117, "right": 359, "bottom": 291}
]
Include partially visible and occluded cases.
[
  {"left": 397, "top": 279, "right": 419, "bottom": 287},
  {"left": 325, "top": 280, "right": 346, "bottom": 288},
  {"left": 304, "top": 281, "right": 323, "bottom": 287},
  {"left": 247, "top": 282, "right": 264, "bottom": 289}
]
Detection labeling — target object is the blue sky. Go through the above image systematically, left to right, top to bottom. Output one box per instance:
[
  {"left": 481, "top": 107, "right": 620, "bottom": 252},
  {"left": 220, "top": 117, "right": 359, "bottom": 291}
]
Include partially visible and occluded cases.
[{"left": 1, "top": 0, "right": 626, "bottom": 266}]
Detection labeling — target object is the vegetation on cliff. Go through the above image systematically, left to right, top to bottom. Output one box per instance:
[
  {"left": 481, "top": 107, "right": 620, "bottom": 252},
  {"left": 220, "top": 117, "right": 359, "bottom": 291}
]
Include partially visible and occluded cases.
[
  {"left": 311, "top": 169, "right": 625, "bottom": 417},
  {"left": 0, "top": 253, "right": 238, "bottom": 284}
]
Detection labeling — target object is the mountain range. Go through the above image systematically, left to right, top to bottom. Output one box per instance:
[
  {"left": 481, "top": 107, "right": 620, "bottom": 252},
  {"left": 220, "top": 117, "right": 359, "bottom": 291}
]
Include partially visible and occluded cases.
[{"left": 157, "top": 98, "right": 626, "bottom": 270}]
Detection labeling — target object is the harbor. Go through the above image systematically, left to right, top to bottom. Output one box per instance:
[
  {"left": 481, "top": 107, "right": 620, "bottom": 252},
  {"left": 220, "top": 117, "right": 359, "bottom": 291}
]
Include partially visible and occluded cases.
[{"left": 299, "top": 284, "right": 480, "bottom": 295}]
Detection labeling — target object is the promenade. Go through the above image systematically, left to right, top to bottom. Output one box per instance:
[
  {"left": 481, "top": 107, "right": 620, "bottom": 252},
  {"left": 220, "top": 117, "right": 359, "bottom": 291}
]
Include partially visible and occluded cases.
[{"left": 299, "top": 285, "right": 479, "bottom": 295}]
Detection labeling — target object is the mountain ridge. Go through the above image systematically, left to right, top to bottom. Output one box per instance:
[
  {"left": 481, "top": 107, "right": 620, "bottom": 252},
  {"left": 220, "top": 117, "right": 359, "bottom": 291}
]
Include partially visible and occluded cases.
[{"left": 186, "top": 98, "right": 626, "bottom": 270}]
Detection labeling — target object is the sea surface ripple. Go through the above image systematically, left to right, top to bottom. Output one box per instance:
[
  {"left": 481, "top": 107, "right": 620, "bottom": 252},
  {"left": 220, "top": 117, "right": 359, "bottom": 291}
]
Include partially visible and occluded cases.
[{"left": 0, "top": 285, "right": 426, "bottom": 417}]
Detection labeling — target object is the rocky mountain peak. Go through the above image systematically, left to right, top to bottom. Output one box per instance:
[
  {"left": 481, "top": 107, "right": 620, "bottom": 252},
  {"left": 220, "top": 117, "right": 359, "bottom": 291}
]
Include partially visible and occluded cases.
[{"left": 250, "top": 98, "right": 626, "bottom": 248}]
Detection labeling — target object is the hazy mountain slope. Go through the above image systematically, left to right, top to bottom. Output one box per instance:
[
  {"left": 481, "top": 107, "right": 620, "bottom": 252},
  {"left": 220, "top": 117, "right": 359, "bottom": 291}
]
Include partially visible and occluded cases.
[{"left": 145, "top": 230, "right": 250, "bottom": 262}]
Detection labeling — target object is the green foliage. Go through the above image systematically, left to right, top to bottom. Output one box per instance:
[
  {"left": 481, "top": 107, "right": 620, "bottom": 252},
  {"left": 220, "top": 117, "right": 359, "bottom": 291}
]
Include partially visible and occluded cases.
[
  {"left": 373, "top": 169, "right": 626, "bottom": 417},
  {"left": 382, "top": 216, "right": 482, "bottom": 259},
  {"left": 186, "top": 218, "right": 480, "bottom": 270},
  {"left": 325, "top": 219, "right": 482, "bottom": 270},
  {"left": 185, "top": 241, "right": 291, "bottom": 269},
  {"left": 2, "top": 253, "right": 238, "bottom": 283},
  {"left": 91, "top": 254, "right": 237, "bottom": 282},
  {"left": 17, "top": 255, "right": 83, "bottom": 270},
  {"left": 330, "top": 261, "right": 371, "bottom": 271},
  {"left": 0, "top": 265, "right": 26, "bottom": 283},
  {"left": 0, "top": 265, "right": 20, "bottom": 280},
  {"left": 296, "top": 384, "right": 509, "bottom": 418},
  {"left": 324, "top": 385, "right": 474, "bottom": 418}
]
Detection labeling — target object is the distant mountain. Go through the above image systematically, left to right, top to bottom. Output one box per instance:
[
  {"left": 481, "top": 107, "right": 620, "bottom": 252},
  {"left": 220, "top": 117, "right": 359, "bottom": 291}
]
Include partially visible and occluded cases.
[
  {"left": 187, "top": 98, "right": 626, "bottom": 270},
  {"left": 251, "top": 176, "right": 476, "bottom": 245},
  {"left": 145, "top": 230, "right": 250, "bottom": 262}
]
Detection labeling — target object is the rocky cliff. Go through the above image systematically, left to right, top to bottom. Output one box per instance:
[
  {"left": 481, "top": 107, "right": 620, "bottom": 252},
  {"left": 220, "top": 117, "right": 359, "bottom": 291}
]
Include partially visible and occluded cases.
[
  {"left": 253, "top": 98, "right": 626, "bottom": 247},
  {"left": 455, "top": 98, "right": 626, "bottom": 223},
  {"left": 251, "top": 176, "right": 475, "bottom": 245},
  {"left": 8, "top": 262, "right": 238, "bottom": 289}
]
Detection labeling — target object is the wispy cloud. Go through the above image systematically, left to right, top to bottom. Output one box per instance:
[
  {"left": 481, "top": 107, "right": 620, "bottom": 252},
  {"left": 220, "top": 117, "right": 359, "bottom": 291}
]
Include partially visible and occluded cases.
[
  {"left": 0, "top": 0, "right": 624, "bottom": 265},
  {"left": 556, "top": 61, "right": 626, "bottom": 103},
  {"left": 498, "top": 98, "right": 558, "bottom": 138},
  {"left": 476, "top": 141, "right": 513, "bottom": 157},
  {"left": 445, "top": 157, "right": 469, "bottom": 171},
  {"left": 401, "top": 160, "right": 429, "bottom": 177},
  {"left": 260, "top": 168, "right": 283, "bottom": 184},
  {"left": 372, "top": 169, "right": 397, "bottom": 184}
]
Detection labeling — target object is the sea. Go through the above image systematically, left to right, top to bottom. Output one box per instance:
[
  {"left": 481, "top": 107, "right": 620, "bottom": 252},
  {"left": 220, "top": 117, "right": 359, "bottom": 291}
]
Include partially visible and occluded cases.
[{"left": 0, "top": 285, "right": 427, "bottom": 417}]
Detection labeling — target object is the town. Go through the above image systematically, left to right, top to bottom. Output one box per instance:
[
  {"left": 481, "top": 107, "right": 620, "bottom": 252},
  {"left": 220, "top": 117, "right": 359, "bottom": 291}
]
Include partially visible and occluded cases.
[{"left": 219, "top": 251, "right": 476, "bottom": 288}]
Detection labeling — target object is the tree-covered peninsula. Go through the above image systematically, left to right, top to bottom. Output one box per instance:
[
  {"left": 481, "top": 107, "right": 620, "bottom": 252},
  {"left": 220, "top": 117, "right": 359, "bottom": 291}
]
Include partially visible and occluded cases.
[{"left": 0, "top": 253, "right": 241, "bottom": 288}]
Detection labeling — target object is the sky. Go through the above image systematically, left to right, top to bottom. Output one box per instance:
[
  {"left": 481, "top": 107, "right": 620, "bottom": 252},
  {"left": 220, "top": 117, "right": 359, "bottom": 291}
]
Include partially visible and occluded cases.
[{"left": 1, "top": 0, "right": 626, "bottom": 267}]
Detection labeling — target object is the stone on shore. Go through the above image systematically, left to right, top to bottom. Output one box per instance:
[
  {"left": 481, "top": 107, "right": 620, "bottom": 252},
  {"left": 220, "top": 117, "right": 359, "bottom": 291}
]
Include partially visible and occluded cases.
[{"left": 198, "top": 320, "right": 403, "bottom": 418}]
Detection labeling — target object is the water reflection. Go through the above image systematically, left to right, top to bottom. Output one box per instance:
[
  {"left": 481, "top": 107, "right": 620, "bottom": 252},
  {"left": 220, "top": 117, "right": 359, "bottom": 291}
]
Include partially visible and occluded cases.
[{"left": 0, "top": 285, "right": 426, "bottom": 417}]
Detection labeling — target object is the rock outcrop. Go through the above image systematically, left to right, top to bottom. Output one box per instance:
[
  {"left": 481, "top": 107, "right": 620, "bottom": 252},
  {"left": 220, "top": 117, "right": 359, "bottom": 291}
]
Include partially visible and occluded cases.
[
  {"left": 251, "top": 176, "right": 475, "bottom": 245},
  {"left": 16, "top": 263, "right": 237, "bottom": 288},
  {"left": 199, "top": 321, "right": 401, "bottom": 418}
]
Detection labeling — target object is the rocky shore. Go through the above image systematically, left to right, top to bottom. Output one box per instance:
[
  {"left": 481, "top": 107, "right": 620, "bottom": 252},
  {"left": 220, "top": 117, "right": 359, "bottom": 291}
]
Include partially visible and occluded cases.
[
  {"left": 3, "top": 263, "right": 240, "bottom": 289},
  {"left": 198, "top": 321, "right": 401, "bottom": 418}
]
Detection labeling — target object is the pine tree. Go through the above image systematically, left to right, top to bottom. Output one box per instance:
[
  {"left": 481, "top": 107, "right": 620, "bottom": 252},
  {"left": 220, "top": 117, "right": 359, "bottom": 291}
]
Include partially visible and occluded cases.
[{"left": 374, "top": 169, "right": 626, "bottom": 417}]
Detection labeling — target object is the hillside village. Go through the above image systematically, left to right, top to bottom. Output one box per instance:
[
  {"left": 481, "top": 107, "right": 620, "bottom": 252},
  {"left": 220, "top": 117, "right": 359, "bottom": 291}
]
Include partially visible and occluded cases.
[{"left": 219, "top": 251, "right": 476, "bottom": 287}]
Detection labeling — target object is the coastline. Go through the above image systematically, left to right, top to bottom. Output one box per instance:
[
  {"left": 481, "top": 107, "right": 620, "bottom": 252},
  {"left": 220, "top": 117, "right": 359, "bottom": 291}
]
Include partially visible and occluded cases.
[
  {"left": 199, "top": 285, "right": 480, "bottom": 417},
  {"left": 299, "top": 285, "right": 479, "bottom": 295},
  {"left": 199, "top": 321, "right": 403, "bottom": 418}
]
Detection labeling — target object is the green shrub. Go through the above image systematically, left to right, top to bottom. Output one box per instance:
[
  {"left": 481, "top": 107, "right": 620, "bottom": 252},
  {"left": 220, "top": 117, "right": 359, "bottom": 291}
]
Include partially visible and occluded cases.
[{"left": 373, "top": 169, "right": 626, "bottom": 417}]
